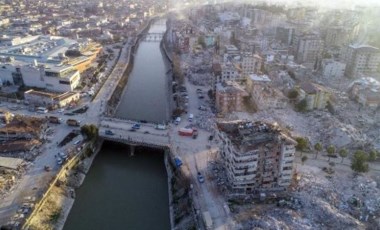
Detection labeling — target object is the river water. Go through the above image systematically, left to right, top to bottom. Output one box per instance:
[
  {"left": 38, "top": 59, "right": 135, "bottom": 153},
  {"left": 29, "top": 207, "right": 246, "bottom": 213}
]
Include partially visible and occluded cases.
[
  {"left": 64, "top": 20, "right": 171, "bottom": 230},
  {"left": 115, "top": 20, "right": 170, "bottom": 123}
]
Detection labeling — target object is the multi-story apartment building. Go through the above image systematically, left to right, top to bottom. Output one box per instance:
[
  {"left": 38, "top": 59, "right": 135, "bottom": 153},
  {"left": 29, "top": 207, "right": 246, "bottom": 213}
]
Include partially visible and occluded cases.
[
  {"left": 275, "top": 26, "right": 295, "bottom": 46},
  {"left": 296, "top": 34, "right": 323, "bottom": 66},
  {"left": 343, "top": 44, "right": 380, "bottom": 78},
  {"left": 241, "top": 53, "right": 262, "bottom": 76},
  {"left": 321, "top": 59, "right": 346, "bottom": 78},
  {"left": 246, "top": 74, "right": 288, "bottom": 110},
  {"left": 349, "top": 77, "right": 380, "bottom": 108},
  {"left": 215, "top": 81, "right": 248, "bottom": 114},
  {"left": 298, "top": 82, "right": 331, "bottom": 110},
  {"left": 217, "top": 120, "right": 297, "bottom": 194}
]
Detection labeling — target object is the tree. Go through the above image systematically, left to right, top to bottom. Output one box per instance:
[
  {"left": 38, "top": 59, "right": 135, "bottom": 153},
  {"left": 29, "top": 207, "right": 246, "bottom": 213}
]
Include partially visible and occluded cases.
[
  {"left": 287, "top": 89, "right": 299, "bottom": 100},
  {"left": 81, "top": 124, "right": 99, "bottom": 141},
  {"left": 295, "top": 137, "right": 308, "bottom": 152},
  {"left": 314, "top": 142, "right": 323, "bottom": 159},
  {"left": 326, "top": 145, "right": 336, "bottom": 162},
  {"left": 338, "top": 148, "right": 348, "bottom": 163},
  {"left": 351, "top": 150, "right": 369, "bottom": 173},
  {"left": 368, "top": 150, "right": 378, "bottom": 162},
  {"left": 301, "top": 156, "right": 308, "bottom": 165}
]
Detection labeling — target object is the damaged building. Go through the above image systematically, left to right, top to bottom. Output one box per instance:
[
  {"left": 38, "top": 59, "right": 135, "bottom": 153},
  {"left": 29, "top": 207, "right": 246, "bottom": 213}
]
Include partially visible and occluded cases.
[{"left": 217, "top": 120, "right": 297, "bottom": 194}]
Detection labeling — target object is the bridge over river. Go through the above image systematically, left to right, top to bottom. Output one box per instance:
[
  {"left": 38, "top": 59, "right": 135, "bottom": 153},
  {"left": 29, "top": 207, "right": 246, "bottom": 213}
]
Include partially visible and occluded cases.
[{"left": 99, "top": 117, "right": 170, "bottom": 153}]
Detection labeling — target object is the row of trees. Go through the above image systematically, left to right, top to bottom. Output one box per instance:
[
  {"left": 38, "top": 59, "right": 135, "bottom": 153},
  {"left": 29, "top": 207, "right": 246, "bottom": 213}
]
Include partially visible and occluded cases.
[{"left": 296, "top": 137, "right": 379, "bottom": 173}]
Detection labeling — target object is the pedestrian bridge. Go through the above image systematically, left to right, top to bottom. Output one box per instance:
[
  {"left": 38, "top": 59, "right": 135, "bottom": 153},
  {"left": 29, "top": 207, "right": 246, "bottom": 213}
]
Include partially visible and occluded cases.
[
  {"left": 141, "top": 32, "right": 164, "bottom": 42},
  {"left": 99, "top": 117, "right": 170, "bottom": 150}
]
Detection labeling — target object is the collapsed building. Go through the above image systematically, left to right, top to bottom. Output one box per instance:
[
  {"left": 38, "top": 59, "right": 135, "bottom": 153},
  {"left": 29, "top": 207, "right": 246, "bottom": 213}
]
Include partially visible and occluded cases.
[{"left": 217, "top": 120, "right": 297, "bottom": 194}]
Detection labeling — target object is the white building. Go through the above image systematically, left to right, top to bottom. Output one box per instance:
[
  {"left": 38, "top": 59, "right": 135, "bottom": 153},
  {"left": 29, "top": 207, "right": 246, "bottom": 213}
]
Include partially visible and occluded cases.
[
  {"left": 296, "top": 34, "right": 323, "bottom": 66},
  {"left": 343, "top": 44, "right": 380, "bottom": 78},
  {"left": 321, "top": 59, "right": 346, "bottom": 78},
  {"left": 21, "top": 64, "right": 80, "bottom": 92},
  {"left": 217, "top": 120, "right": 296, "bottom": 194}
]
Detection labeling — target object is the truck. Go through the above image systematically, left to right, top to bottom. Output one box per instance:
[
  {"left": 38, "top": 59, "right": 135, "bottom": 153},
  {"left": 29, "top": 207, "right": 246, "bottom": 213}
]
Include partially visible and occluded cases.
[
  {"left": 48, "top": 116, "right": 62, "bottom": 124},
  {"left": 66, "top": 119, "right": 80, "bottom": 127},
  {"left": 178, "top": 128, "right": 194, "bottom": 136},
  {"left": 202, "top": 211, "right": 213, "bottom": 229}
]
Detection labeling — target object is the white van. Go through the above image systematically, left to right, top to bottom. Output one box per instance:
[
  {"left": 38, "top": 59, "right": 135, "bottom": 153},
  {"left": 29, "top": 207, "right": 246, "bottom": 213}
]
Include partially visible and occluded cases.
[
  {"left": 37, "top": 107, "right": 48, "bottom": 113},
  {"left": 188, "top": 114, "right": 194, "bottom": 122},
  {"left": 174, "top": 117, "right": 181, "bottom": 125}
]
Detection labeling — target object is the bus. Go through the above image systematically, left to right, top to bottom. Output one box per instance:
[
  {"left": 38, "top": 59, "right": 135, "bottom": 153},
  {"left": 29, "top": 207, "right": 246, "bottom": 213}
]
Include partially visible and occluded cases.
[{"left": 37, "top": 107, "right": 48, "bottom": 113}]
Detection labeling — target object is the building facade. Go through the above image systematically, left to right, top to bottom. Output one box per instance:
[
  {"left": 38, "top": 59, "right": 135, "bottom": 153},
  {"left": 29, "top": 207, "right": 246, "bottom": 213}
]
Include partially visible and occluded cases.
[
  {"left": 296, "top": 34, "right": 323, "bottom": 66},
  {"left": 343, "top": 45, "right": 380, "bottom": 78},
  {"left": 321, "top": 59, "right": 346, "bottom": 78},
  {"left": 215, "top": 81, "right": 248, "bottom": 114},
  {"left": 298, "top": 82, "right": 331, "bottom": 110},
  {"left": 217, "top": 120, "right": 296, "bottom": 194}
]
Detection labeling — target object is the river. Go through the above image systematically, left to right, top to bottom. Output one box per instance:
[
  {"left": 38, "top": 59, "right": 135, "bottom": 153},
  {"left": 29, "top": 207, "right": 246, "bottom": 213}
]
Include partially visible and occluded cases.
[
  {"left": 64, "top": 19, "right": 171, "bottom": 230},
  {"left": 115, "top": 19, "right": 171, "bottom": 123}
]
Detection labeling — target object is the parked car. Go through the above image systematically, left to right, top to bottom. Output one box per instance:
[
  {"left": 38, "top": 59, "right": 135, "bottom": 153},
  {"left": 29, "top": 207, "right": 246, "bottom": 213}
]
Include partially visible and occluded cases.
[
  {"left": 132, "top": 123, "right": 141, "bottom": 130},
  {"left": 105, "top": 130, "right": 114, "bottom": 135},
  {"left": 57, "top": 158, "right": 63, "bottom": 165},
  {"left": 44, "top": 165, "right": 51, "bottom": 171},
  {"left": 197, "top": 172, "right": 205, "bottom": 183}
]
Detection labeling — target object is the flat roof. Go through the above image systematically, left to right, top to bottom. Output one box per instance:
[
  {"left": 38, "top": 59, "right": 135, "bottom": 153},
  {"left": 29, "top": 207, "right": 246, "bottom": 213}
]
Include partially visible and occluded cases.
[{"left": 0, "top": 156, "right": 24, "bottom": 170}]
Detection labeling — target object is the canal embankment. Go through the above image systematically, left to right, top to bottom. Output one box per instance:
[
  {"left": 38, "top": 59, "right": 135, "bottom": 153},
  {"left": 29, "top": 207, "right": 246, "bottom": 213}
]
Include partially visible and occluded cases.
[
  {"left": 106, "top": 19, "right": 154, "bottom": 116},
  {"left": 22, "top": 140, "right": 103, "bottom": 230}
]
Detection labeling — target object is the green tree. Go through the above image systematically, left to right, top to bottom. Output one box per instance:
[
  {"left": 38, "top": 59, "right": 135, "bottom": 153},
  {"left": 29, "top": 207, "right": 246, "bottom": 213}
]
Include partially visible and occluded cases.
[
  {"left": 287, "top": 89, "right": 299, "bottom": 100},
  {"left": 80, "top": 124, "right": 99, "bottom": 141},
  {"left": 295, "top": 137, "right": 308, "bottom": 152},
  {"left": 314, "top": 142, "right": 323, "bottom": 159},
  {"left": 326, "top": 145, "right": 336, "bottom": 162},
  {"left": 338, "top": 148, "right": 348, "bottom": 163},
  {"left": 351, "top": 150, "right": 369, "bottom": 173},
  {"left": 368, "top": 150, "right": 378, "bottom": 162},
  {"left": 301, "top": 155, "right": 308, "bottom": 165}
]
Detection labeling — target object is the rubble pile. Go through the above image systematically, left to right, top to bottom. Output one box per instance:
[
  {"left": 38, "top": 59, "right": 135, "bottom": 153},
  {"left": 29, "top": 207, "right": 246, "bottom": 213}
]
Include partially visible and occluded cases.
[
  {"left": 188, "top": 72, "right": 213, "bottom": 86},
  {"left": 232, "top": 107, "right": 370, "bottom": 148},
  {"left": 195, "top": 111, "right": 216, "bottom": 132},
  {"left": 0, "top": 168, "right": 24, "bottom": 199}
]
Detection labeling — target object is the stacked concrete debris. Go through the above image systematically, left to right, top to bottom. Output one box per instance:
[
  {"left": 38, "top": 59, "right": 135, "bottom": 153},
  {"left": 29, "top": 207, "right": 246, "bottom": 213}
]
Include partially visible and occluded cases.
[{"left": 195, "top": 111, "right": 216, "bottom": 132}]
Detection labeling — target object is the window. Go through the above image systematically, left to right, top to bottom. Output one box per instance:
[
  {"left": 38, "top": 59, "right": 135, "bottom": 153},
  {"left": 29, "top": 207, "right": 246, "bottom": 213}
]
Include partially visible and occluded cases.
[{"left": 59, "top": 80, "right": 70, "bottom": 85}]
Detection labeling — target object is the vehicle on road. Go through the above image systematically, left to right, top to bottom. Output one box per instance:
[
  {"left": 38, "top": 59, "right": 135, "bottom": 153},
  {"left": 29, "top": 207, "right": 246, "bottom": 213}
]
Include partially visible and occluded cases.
[
  {"left": 37, "top": 107, "right": 48, "bottom": 113},
  {"left": 58, "top": 108, "right": 65, "bottom": 113},
  {"left": 64, "top": 112, "right": 75, "bottom": 116},
  {"left": 188, "top": 113, "right": 194, "bottom": 122},
  {"left": 48, "top": 116, "right": 62, "bottom": 124},
  {"left": 174, "top": 117, "right": 181, "bottom": 125},
  {"left": 66, "top": 119, "right": 80, "bottom": 127},
  {"left": 132, "top": 123, "right": 141, "bottom": 130},
  {"left": 155, "top": 124, "right": 167, "bottom": 130},
  {"left": 178, "top": 127, "right": 194, "bottom": 136},
  {"left": 192, "top": 129, "right": 198, "bottom": 139},
  {"left": 105, "top": 130, "right": 114, "bottom": 135},
  {"left": 143, "top": 131, "right": 150, "bottom": 134},
  {"left": 73, "top": 140, "right": 81, "bottom": 145},
  {"left": 58, "top": 152, "right": 68, "bottom": 159},
  {"left": 174, "top": 156, "right": 183, "bottom": 168},
  {"left": 57, "top": 158, "right": 63, "bottom": 165},
  {"left": 44, "top": 165, "right": 51, "bottom": 171},
  {"left": 197, "top": 172, "right": 205, "bottom": 183}
]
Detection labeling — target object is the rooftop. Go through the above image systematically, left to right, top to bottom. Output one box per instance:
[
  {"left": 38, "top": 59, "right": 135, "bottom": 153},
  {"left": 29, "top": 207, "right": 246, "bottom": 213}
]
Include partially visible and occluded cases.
[{"left": 218, "top": 120, "right": 295, "bottom": 152}]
